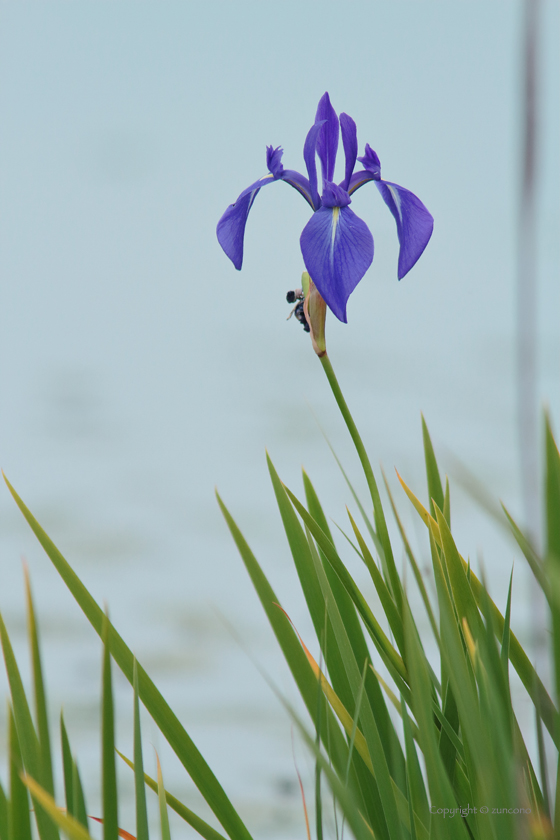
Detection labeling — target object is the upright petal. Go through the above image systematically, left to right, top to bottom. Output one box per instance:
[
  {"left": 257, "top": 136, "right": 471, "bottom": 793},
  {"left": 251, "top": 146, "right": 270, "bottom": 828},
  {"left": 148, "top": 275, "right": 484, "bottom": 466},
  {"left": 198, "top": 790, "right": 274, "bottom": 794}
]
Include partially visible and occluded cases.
[
  {"left": 315, "top": 93, "right": 339, "bottom": 184},
  {"left": 339, "top": 113, "right": 358, "bottom": 191},
  {"left": 303, "top": 120, "right": 325, "bottom": 210},
  {"left": 216, "top": 174, "right": 275, "bottom": 269},
  {"left": 376, "top": 181, "right": 434, "bottom": 279},
  {"left": 300, "top": 205, "right": 373, "bottom": 323}
]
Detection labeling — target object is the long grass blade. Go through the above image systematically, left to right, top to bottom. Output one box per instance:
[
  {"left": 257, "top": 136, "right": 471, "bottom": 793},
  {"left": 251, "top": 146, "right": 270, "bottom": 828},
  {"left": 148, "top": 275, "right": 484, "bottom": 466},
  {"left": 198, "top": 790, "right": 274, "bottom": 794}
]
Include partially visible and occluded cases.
[
  {"left": 421, "top": 416, "right": 444, "bottom": 519},
  {"left": 545, "top": 417, "right": 560, "bottom": 713},
  {"left": 443, "top": 478, "right": 451, "bottom": 528},
  {"left": 502, "top": 504, "right": 549, "bottom": 596},
  {"left": 24, "top": 567, "right": 55, "bottom": 798},
  {"left": 500, "top": 568, "right": 515, "bottom": 670},
  {"left": 102, "top": 610, "right": 119, "bottom": 840},
  {"left": 133, "top": 660, "right": 149, "bottom": 840},
  {"left": 536, "top": 700, "right": 551, "bottom": 819},
  {"left": 9, "top": 707, "right": 33, "bottom": 840},
  {"left": 60, "top": 714, "right": 74, "bottom": 819},
  {"left": 60, "top": 715, "right": 89, "bottom": 830},
  {"left": 156, "top": 753, "right": 171, "bottom": 840},
  {"left": 72, "top": 761, "right": 88, "bottom": 831},
  {"left": 0, "top": 780, "right": 8, "bottom": 840}
]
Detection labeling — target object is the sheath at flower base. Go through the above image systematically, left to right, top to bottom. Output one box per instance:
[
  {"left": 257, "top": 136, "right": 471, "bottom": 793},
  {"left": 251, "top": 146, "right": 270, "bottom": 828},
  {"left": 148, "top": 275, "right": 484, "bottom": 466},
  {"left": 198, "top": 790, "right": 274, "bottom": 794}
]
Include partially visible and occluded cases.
[
  {"left": 216, "top": 92, "right": 433, "bottom": 342},
  {"left": 301, "top": 272, "right": 327, "bottom": 358}
]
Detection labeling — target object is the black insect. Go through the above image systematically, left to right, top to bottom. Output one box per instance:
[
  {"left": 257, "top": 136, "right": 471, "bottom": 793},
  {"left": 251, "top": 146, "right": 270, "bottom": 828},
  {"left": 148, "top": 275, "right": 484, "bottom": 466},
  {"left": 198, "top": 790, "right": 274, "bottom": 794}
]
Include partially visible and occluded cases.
[{"left": 286, "top": 289, "right": 310, "bottom": 333}]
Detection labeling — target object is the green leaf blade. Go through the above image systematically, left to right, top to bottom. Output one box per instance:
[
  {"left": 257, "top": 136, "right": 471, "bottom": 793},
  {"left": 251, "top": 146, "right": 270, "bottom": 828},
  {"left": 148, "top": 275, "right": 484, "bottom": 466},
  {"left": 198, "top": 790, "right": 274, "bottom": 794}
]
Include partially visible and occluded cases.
[
  {"left": 421, "top": 416, "right": 444, "bottom": 518},
  {"left": 102, "top": 611, "right": 119, "bottom": 840},
  {"left": 133, "top": 659, "right": 149, "bottom": 840}
]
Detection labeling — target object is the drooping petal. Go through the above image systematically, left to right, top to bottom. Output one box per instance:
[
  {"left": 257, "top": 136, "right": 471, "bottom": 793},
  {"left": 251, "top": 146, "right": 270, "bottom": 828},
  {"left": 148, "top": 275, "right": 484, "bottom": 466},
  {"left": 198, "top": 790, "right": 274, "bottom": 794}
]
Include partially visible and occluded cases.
[
  {"left": 315, "top": 93, "right": 339, "bottom": 184},
  {"left": 339, "top": 113, "right": 358, "bottom": 191},
  {"left": 303, "top": 120, "right": 325, "bottom": 210},
  {"left": 217, "top": 166, "right": 315, "bottom": 269},
  {"left": 216, "top": 174, "right": 276, "bottom": 269},
  {"left": 375, "top": 181, "right": 434, "bottom": 279},
  {"left": 300, "top": 205, "right": 373, "bottom": 323}
]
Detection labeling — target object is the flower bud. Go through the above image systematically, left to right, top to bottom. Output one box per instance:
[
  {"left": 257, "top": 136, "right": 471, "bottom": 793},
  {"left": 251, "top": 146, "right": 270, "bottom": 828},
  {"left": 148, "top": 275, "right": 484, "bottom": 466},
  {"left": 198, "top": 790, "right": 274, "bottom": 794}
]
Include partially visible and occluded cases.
[{"left": 302, "top": 272, "right": 327, "bottom": 357}]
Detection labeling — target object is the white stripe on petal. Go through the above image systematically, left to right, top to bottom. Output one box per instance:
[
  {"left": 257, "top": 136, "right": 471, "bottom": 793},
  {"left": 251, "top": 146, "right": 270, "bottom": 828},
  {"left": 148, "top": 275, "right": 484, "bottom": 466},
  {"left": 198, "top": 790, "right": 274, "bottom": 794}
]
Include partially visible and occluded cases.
[
  {"left": 387, "top": 184, "right": 403, "bottom": 224},
  {"left": 330, "top": 207, "right": 340, "bottom": 264}
]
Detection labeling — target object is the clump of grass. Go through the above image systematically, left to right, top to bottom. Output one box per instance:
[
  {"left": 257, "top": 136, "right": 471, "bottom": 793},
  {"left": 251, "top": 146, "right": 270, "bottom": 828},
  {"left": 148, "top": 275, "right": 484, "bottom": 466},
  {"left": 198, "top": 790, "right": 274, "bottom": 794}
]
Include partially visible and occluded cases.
[{"left": 1, "top": 354, "right": 558, "bottom": 839}]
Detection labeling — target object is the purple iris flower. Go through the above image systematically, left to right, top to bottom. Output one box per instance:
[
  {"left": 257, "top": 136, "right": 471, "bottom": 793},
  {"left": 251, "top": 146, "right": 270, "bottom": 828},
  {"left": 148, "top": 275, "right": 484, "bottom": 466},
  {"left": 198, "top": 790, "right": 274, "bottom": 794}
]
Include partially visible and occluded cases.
[{"left": 217, "top": 93, "right": 433, "bottom": 323}]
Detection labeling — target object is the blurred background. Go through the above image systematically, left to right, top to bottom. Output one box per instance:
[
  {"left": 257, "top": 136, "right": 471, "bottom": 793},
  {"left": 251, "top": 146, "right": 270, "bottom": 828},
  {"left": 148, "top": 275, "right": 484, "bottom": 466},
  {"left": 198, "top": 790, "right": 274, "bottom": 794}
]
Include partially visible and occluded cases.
[{"left": 0, "top": 2, "right": 558, "bottom": 837}]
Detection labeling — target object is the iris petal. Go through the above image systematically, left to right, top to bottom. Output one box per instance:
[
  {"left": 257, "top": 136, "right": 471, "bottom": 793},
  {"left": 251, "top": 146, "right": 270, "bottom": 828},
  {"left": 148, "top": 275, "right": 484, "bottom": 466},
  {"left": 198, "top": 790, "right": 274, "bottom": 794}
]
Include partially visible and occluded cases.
[
  {"left": 315, "top": 92, "right": 339, "bottom": 184},
  {"left": 339, "top": 113, "right": 358, "bottom": 191},
  {"left": 303, "top": 120, "right": 325, "bottom": 210},
  {"left": 357, "top": 143, "right": 381, "bottom": 177},
  {"left": 266, "top": 145, "right": 284, "bottom": 177},
  {"left": 348, "top": 146, "right": 381, "bottom": 194},
  {"left": 217, "top": 167, "right": 315, "bottom": 269},
  {"left": 280, "top": 169, "right": 315, "bottom": 209},
  {"left": 348, "top": 170, "right": 378, "bottom": 195},
  {"left": 216, "top": 174, "right": 275, "bottom": 270},
  {"left": 375, "top": 181, "right": 434, "bottom": 279},
  {"left": 300, "top": 205, "right": 373, "bottom": 323}
]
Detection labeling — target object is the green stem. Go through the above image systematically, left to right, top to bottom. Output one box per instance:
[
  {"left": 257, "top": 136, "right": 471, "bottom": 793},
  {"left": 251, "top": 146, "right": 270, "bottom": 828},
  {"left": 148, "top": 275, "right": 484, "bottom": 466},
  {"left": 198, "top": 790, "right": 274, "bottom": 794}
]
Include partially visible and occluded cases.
[{"left": 319, "top": 353, "right": 398, "bottom": 596}]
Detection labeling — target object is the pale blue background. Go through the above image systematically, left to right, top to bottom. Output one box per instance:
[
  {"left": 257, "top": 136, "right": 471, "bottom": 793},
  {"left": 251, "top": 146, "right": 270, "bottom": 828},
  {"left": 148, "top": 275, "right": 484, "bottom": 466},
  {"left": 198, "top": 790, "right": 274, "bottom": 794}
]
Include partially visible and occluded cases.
[{"left": 0, "top": 2, "right": 558, "bottom": 837}]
